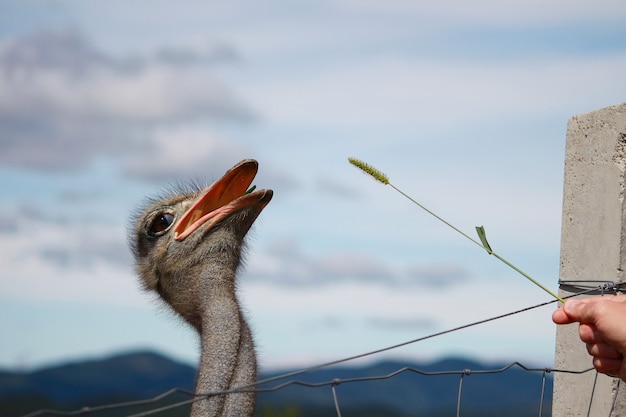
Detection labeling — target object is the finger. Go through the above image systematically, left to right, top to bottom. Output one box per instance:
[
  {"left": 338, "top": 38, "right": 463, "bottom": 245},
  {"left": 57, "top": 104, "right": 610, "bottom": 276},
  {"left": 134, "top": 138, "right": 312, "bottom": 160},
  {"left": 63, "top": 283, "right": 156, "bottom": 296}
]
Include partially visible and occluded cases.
[
  {"left": 611, "top": 295, "right": 626, "bottom": 304},
  {"left": 564, "top": 296, "right": 626, "bottom": 323},
  {"left": 563, "top": 300, "right": 592, "bottom": 322},
  {"left": 552, "top": 306, "right": 575, "bottom": 324},
  {"left": 579, "top": 324, "right": 602, "bottom": 344},
  {"left": 586, "top": 342, "right": 622, "bottom": 359},
  {"left": 592, "top": 356, "right": 623, "bottom": 377}
]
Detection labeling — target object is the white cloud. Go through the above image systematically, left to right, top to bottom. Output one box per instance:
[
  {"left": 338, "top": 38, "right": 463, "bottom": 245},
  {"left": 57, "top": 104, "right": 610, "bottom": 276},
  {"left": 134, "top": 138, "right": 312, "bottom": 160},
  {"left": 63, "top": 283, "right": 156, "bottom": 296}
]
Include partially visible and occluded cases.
[
  {"left": 335, "top": 0, "right": 626, "bottom": 26},
  {"left": 0, "top": 30, "right": 252, "bottom": 174},
  {"left": 243, "top": 54, "right": 626, "bottom": 128},
  {"left": 73, "top": 65, "right": 247, "bottom": 122},
  {"left": 122, "top": 125, "right": 253, "bottom": 181},
  {"left": 0, "top": 210, "right": 145, "bottom": 307},
  {"left": 244, "top": 236, "right": 471, "bottom": 288},
  {"left": 243, "top": 277, "right": 558, "bottom": 368}
]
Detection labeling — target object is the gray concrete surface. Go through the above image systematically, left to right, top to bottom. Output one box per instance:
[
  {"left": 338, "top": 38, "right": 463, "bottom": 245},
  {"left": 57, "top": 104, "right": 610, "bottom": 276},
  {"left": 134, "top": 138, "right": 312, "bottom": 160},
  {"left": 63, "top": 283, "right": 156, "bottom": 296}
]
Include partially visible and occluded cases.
[{"left": 553, "top": 102, "right": 626, "bottom": 416}]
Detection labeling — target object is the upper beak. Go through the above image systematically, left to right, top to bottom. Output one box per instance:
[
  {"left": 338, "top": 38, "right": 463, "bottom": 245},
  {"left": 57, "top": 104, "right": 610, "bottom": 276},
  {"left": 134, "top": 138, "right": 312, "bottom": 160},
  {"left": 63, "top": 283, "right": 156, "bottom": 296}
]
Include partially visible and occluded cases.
[{"left": 173, "top": 159, "right": 272, "bottom": 241}]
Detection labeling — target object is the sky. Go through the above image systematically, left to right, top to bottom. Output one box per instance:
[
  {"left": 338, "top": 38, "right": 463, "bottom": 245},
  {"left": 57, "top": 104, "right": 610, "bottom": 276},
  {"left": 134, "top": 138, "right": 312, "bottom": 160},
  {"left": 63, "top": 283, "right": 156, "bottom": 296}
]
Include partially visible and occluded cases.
[{"left": 1, "top": 0, "right": 626, "bottom": 373}]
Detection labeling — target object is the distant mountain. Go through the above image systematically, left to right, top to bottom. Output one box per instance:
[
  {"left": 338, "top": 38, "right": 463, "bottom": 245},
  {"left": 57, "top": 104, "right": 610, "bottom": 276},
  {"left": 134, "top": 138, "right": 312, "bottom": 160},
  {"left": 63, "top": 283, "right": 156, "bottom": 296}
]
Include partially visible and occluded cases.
[
  {"left": 0, "top": 350, "right": 552, "bottom": 417},
  {"left": 0, "top": 351, "right": 197, "bottom": 417}
]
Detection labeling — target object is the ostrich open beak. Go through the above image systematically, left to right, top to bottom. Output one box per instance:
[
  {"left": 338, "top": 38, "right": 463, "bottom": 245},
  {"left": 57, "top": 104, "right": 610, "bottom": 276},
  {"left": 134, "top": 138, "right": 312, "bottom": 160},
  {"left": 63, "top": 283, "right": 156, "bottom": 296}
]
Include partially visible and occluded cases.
[{"left": 173, "top": 159, "right": 272, "bottom": 241}]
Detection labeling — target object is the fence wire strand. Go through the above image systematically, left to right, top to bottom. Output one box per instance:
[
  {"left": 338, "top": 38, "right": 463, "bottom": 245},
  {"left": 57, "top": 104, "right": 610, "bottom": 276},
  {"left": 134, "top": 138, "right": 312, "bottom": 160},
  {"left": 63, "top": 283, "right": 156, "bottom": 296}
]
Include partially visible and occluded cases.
[
  {"left": 18, "top": 284, "right": 616, "bottom": 417},
  {"left": 538, "top": 371, "right": 547, "bottom": 417},
  {"left": 456, "top": 372, "right": 466, "bottom": 417},
  {"left": 331, "top": 382, "right": 342, "bottom": 417}
]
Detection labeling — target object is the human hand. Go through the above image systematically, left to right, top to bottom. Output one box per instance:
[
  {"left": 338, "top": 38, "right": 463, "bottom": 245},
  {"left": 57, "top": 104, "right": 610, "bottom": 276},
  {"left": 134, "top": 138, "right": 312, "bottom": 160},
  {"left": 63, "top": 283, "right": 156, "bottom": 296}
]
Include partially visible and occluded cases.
[{"left": 552, "top": 295, "right": 626, "bottom": 381}]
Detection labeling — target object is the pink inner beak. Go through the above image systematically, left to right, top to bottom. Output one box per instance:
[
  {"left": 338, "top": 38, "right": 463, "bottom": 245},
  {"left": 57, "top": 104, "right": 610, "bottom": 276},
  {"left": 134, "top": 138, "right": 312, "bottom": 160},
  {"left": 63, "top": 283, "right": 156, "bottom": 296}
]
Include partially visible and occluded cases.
[{"left": 173, "top": 160, "right": 263, "bottom": 241}]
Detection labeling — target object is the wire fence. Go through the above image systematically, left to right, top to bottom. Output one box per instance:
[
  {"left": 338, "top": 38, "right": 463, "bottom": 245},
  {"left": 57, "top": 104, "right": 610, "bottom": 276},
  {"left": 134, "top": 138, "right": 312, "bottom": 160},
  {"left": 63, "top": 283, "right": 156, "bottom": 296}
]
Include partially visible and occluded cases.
[
  {"left": 16, "top": 283, "right": 623, "bottom": 417},
  {"left": 18, "top": 363, "right": 600, "bottom": 417}
]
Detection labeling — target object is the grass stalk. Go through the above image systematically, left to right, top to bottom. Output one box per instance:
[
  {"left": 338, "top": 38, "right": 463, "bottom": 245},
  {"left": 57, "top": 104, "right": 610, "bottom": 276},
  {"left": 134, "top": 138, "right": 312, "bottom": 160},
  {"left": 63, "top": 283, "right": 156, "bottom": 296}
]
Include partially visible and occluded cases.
[{"left": 348, "top": 157, "right": 564, "bottom": 303}]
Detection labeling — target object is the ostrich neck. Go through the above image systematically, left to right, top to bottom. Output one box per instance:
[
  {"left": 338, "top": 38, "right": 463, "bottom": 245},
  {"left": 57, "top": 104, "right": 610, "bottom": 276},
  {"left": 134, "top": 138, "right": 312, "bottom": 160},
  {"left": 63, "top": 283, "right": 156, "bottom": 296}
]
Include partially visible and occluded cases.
[{"left": 190, "top": 264, "right": 257, "bottom": 417}]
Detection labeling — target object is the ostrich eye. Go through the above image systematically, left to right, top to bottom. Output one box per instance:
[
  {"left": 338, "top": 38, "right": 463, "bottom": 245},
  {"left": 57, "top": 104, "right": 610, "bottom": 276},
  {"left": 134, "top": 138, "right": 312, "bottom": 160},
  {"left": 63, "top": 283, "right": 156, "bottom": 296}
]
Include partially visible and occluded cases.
[{"left": 147, "top": 212, "right": 175, "bottom": 236}]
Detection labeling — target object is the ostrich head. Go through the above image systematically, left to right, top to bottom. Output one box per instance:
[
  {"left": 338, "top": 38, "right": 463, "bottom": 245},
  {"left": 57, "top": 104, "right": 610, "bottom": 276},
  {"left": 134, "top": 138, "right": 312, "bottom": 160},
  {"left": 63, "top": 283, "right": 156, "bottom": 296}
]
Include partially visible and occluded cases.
[{"left": 129, "top": 159, "right": 273, "bottom": 330}]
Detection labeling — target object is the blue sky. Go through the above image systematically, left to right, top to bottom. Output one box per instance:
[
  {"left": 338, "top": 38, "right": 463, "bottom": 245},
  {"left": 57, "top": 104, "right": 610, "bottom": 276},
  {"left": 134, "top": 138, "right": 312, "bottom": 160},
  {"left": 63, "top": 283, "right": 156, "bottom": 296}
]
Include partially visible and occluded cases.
[{"left": 1, "top": 0, "right": 626, "bottom": 371}]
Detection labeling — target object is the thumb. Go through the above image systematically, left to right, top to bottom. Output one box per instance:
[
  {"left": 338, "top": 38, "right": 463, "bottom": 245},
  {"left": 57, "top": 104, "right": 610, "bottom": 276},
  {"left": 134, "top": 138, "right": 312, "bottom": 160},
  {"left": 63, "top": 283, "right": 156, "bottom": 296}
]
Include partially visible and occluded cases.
[{"left": 563, "top": 299, "right": 595, "bottom": 323}]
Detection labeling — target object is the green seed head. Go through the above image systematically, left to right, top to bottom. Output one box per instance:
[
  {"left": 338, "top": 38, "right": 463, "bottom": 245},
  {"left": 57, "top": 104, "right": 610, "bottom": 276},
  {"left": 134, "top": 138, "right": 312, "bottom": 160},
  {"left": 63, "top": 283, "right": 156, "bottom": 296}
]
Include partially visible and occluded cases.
[{"left": 348, "top": 158, "right": 389, "bottom": 185}]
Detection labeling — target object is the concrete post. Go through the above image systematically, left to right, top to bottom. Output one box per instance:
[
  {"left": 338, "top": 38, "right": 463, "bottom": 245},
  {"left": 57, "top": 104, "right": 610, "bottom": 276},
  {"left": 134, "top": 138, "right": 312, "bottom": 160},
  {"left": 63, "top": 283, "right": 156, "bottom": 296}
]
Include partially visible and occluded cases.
[{"left": 553, "top": 102, "right": 626, "bottom": 416}]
